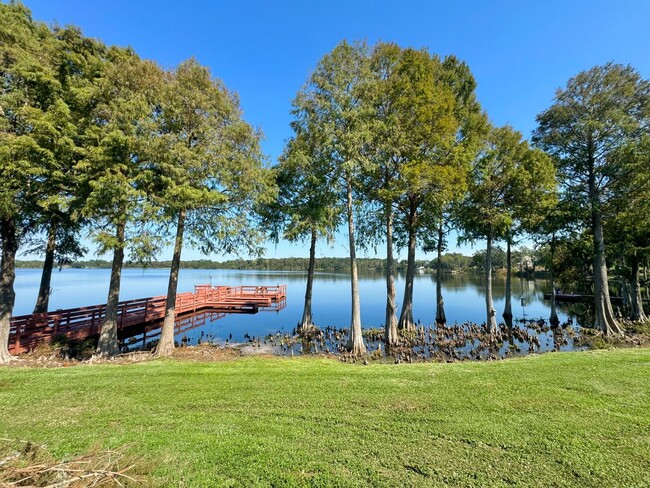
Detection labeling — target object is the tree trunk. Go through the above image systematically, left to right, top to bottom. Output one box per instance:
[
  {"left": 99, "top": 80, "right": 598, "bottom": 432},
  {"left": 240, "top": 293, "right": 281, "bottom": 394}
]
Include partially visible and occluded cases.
[
  {"left": 588, "top": 146, "right": 622, "bottom": 336},
  {"left": 345, "top": 178, "right": 366, "bottom": 355},
  {"left": 398, "top": 200, "right": 417, "bottom": 333},
  {"left": 591, "top": 206, "right": 622, "bottom": 335},
  {"left": 384, "top": 207, "right": 398, "bottom": 346},
  {"left": 155, "top": 210, "right": 186, "bottom": 357},
  {"left": 398, "top": 213, "right": 417, "bottom": 333},
  {"left": 0, "top": 217, "right": 18, "bottom": 363},
  {"left": 33, "top": 221, "right": 57, "bottom": 314},
  {"left": 95, "top": 221, "right": 125, "bottom": 357},
  {"left": 435, "top": 222, "right": 446, "bottom": 325},
  {"left": 299, "top": 227, "right": 317, "bottom": 332},
  {"left": 485, "top": 233, "right": 498, "bottom": 334},
  {"left": 549, "top": 234, "right": 559, "bottom": 328},
  {"left": 502, "top": 235, "right": 513, "bottom": 325},
  {"left": 630, "top": 250, "right": 648, "bottom": 322},
  {"left": 618, "top": 254, "right": 629, "bottom": 316},
  {"left": 644, "top": 256, "right": 648, "bottom": 281},
  {"left": 645, "top": 257, "right": 650, "bottom": 302}
]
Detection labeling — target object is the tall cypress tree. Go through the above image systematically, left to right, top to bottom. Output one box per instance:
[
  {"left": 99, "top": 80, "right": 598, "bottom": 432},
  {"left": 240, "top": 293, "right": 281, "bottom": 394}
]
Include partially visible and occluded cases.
[
  {"left": 0, "top": 3, "right": 67, "bottom": 362},
  {"left": 30, "top": 25, "right": 103, "bottom": 314},
  {"left": 291, "top": 41, "right": 371, "bottom": 355},
  {"left": 79, "top": 48, "right": 163, "bottom": 357},
  {"left": 150, "top": 59, "right": 272, "bottom": 357},
  {"left": 534, "top": 63, "right": 650, "bottom": 335},
  {"left": 263, "top": 126, "right": 339, "bottom": 333},
  {"left": 459, "top": 126, "right": 554, "bottom": 334}
]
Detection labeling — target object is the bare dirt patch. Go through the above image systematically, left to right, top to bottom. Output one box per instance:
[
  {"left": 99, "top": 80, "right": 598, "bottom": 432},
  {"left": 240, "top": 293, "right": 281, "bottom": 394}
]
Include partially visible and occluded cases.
[{"left": 3, "top": 342, "right": 263, "bottom": 369}]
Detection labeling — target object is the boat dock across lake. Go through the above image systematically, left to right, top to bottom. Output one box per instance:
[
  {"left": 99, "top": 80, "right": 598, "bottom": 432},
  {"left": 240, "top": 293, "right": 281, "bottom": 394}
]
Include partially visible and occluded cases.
[{"left": 543, "top": 292, "right": 648, "bottom": 305}]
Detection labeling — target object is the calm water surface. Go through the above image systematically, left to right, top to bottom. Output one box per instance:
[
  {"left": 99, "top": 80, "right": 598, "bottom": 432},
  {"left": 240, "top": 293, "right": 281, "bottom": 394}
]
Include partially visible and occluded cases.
[{"left": 14, "top": 267, "right": 568, "bottom": 348}]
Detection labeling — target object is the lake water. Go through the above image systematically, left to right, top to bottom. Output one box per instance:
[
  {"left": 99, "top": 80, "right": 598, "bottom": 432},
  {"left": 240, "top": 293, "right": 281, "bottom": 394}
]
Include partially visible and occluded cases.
[{"left": 13, "top": 267, "right": 570, "bottom": 350}]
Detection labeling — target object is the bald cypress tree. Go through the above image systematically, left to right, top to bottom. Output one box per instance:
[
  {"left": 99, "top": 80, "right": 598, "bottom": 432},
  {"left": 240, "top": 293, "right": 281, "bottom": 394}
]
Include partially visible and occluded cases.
[
  {"left": 0, "top": 3, "right": 68, "bottom": 362},
  {"left": 30, "top": 25, "right": 103, "bottom": 314},
  {"left": 290, "top": 41, "right": 371, "bottom": 355},
  {"left": 359, "top": 46, "right": 485, "bottom": 340},
  {"left": 79, "top": 48, "right": 163, "bottom": 357},
  {"left": 151, "top": 59, "right": 272, "bottom": 357},
  {"left": 534, "top": 63, "right": 650, "bottom": 336},
  {"left": 265, "top": 125, "right": 339, "bottom": 333},
  {"left": 460, "top": 126, "right": 554, "bottom": 334},
  {"left": 606, "top": 134, "right": 650, "bottom": 323},
  {"left": 500, "top": 144, "right": 556, "bottom": 325}
]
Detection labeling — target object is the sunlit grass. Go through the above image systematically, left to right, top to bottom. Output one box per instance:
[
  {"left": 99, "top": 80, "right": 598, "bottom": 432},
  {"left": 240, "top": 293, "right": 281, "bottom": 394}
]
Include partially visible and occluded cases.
[{"left": 1, "top": 349, "right": 648, "bottom": 486}]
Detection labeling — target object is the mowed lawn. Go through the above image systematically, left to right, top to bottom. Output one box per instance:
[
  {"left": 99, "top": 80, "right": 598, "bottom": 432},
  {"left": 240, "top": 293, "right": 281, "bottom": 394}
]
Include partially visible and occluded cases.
[{"left": 0, "top": 349, "right": 649, "bottom": 487}]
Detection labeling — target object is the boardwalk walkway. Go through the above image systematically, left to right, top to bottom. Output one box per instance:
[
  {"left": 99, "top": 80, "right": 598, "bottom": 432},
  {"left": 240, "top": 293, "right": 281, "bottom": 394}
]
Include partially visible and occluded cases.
[{"left": 9, "top": 284, "right": 286, "bottom": 354}]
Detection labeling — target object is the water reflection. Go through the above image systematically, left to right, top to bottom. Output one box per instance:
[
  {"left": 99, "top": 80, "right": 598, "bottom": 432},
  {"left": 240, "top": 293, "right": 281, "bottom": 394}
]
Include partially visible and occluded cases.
[
  {"left": 121, "top": 309, "right": 228, "bottom": 351},
  {"left": 158, "top": 318, "right": 584, "bottom": 361}
]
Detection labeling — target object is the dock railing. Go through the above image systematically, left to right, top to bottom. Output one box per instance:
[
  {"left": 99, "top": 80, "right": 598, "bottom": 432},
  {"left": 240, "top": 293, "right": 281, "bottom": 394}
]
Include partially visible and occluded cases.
[{"left": 9, "top": 284, "right": 286, "bottom": 354}]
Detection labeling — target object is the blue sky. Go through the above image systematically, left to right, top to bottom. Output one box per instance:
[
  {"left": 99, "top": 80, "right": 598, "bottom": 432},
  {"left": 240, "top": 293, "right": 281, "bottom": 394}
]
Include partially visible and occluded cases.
[{"left": 22, "top": 0, "right": 650, "bottom": 261}]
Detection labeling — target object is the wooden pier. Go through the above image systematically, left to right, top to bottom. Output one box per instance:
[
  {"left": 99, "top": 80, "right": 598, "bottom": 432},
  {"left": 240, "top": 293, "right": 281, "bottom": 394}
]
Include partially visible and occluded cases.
[
  {"left": 8, "top": 284, "right": 286, "bottom": 355},
  {"left": 543, "top": 292, "right": 648, "bottom": 305}
]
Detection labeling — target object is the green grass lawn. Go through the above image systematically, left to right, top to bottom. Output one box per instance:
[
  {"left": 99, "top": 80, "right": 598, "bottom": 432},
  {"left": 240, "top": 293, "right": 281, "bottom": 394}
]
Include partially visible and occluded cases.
[{"left": 1, "top": 349, "right": 649, "bottom": 487}]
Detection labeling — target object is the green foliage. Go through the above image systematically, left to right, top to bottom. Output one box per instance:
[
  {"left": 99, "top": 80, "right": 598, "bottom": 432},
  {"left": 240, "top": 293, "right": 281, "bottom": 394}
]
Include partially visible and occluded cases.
[
  {"left": 0, "top": 2, "right": 67, "bottom": 227},
  {"left": 289, "top": 40, "right": 372, "bottom": 206},
  {"left": 359, "top": 44, "right": 486, "bottom": 248},
  {"left": 75, "top": 47, "right": 164, "bottom": 259},
  {"left": 146, "top": 59, "right": 273, "bottom": 257},
  {"left": 533, "top": 62, "right": 650, "bottom": 257},
  {"left": 534, "top": 63, "right": 650, "bottom": 224},
  {"left": 534, "top": 63, "right": 649, "bottom": 331},
  {"left": 261, "top": 95, "right": 340, "bottom": 246},
  {"left": 459, "top": 125, "right": 556, "bottom": 244},
  {"left": 607, "top": 133, "right": 650, "bottom": 256},
  {"left": 552, "top": 232, "right": 594, "bottom": 287},
  {"left": 469, "top": 247, "right": 506, "bottom": 271},
  {"left": 430, "top": 249, "right": 538, "bottom": 274},
  {"left": 429, "top": 252, "right": 473, "bottom": 272},
  {"left": 25, "top": 254, "right": 563, "bottom": 274},
  {"left": 16, "top": 256, "right": 433, "bottom": 273}
]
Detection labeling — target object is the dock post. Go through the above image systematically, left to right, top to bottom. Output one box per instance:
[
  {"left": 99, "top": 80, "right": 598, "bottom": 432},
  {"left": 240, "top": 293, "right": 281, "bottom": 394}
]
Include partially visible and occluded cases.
[
  {"left": 119, "top": 304, "right": 125, "bottom": 331},
  {"left": 52, "top": 315, "right": 59, "bottom": 336},
  {"left": 14, "top": 322, "right": 21, "bottom": 354}
]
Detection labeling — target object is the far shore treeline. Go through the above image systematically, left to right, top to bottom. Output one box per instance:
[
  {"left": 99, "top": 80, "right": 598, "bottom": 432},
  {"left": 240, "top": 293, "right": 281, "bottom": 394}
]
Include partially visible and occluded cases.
[
  {"left": 1, "top": 2, "right": 648, "bottom": 363},
  {"left": 13, "top": 247, "right": 535, "bottom": 274},
  {"left": 13, "top": 256, "right": 452, "bottom": 273},
  {"left": 16, "top": 257, "right": 429, "bottom": 272}
]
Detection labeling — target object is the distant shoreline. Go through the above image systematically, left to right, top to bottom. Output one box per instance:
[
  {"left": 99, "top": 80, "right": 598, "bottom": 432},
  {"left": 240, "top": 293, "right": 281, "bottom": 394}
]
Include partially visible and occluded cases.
[
  {"left": 15, "top": 257, "right": 434, "bottom": 273},
  {"left": 15, "top": 258, "right": 549, "bottom": 277}
]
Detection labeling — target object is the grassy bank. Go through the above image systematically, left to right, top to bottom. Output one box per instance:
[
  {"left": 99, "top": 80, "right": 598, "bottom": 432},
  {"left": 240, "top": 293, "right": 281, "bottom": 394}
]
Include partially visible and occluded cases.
[{"left": 1, "top": 349, "right": 649, "bottom": 487}]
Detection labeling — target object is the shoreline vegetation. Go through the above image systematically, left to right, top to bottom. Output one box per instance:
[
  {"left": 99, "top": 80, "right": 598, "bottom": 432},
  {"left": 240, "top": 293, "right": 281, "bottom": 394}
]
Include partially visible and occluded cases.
[
  {"left": 16, "top": 257, "right": 433, "bottom": 272},
  {"left": 14, "top": 309, "right": 650, "bottom": 366}
]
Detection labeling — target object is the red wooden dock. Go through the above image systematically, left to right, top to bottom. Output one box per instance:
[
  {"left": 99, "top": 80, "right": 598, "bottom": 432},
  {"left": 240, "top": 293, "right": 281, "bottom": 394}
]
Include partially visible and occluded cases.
[{"left": 8, "top": 284, "right": 286, "bottom": 355}]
